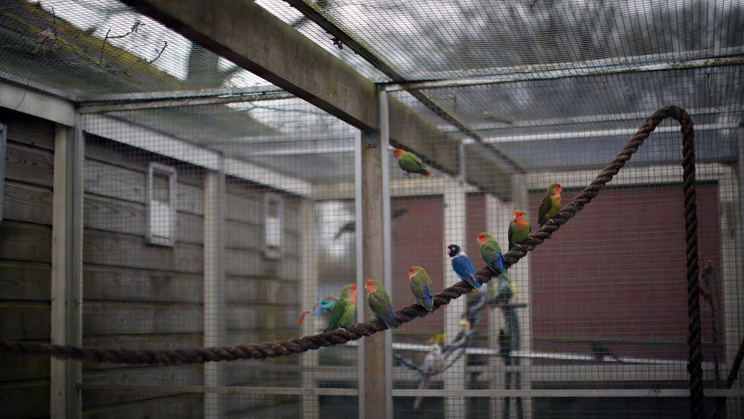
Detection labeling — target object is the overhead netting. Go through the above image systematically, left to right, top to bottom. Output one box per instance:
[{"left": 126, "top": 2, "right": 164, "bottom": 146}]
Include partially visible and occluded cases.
[{"left": 0, "top": 0, "right": 742, "bottom": 418}]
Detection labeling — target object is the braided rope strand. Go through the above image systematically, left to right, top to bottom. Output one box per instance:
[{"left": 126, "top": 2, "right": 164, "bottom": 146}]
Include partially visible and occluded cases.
[{"left": 0, "top": 106, "right": 703, "bottom": 417}]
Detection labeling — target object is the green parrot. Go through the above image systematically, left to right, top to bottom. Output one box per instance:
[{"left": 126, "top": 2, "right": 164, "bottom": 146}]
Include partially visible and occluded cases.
[
  {"left": 393, "top": 149, "right": 432, "bottom": 177},
  {"left": 537, "top": 183, "right": 562, "bottom": 226},
  {"left": 508, "top": 210, "right": 532, "bottom": 250},
  {"left": 477, "top": 232, "right": 505, "bottom": 273},
  {"left": 408, "top": 266, "right": 435, "bottom": 312},
  {"left": 365, "top": 279, "right": 397, "bottom": 329},
  {"left": 324, "top": 284, "right": 357, "bottom": 332}
]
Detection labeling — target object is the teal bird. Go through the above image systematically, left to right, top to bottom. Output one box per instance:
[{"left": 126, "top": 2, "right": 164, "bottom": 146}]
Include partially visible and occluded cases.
[
  {"left": 393, "top": 149, "right": 432, "bottom": 178},
  {"left": 538, "top": 183, "right": 561, "bottom": 226},
  {"left": 508, "top": 210, "right": 532, "bottom": 250},
  {"left": 478, "top": 232, "right": 505, "bottom": 273},
  {"left": 408, "top": 266, "right": 435, "bottom": 312},
  {"left": 365, "top": 279, "right": 397, "bottom": 329},
  {"left": 324, "top": 284, "right": 357, "bottom": 332}
]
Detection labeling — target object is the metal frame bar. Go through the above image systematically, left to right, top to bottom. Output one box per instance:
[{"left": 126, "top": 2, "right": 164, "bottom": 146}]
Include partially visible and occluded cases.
[
  {"left": 0, "top": 79, "right": 76, "bottom": 126},
  {"left": 379, "top": 88, "right": 394, "bottom": 419},
  {"left": 77, "top": 91, "right": 295, "bottom": 113},
  {"left": 50, "top": 115, "right": 84, "bottom": 418},
  {"left": 0, "top": 124, "right": 6, "bottom": 222},
  {"left": 354, "top": 128, "right": 366, "bottom": 419},
  {"left": 204, "top": 157, "right": 226, "bottom": 419},
  {"left": 146, "top": 162, "right": 178, "bottom": 247},
  {"left": 76, "top": 384, "right": 744, "bottom": 398}
]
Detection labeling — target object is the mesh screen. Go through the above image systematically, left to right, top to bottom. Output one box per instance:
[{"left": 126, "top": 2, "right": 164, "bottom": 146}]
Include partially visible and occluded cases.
[{"left": 0, "top": 0, "right": 743, "bottom": 418}]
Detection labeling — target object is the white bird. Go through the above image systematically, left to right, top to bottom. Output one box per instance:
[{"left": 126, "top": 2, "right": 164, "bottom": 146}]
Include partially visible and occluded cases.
[{"left": 413, "top": 343, "right": 445, "bottom": 410}]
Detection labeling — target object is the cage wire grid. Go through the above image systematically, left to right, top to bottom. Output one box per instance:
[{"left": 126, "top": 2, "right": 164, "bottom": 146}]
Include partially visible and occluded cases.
[{"left": 0, "top": 0, "right": 743, "bottom": 418}]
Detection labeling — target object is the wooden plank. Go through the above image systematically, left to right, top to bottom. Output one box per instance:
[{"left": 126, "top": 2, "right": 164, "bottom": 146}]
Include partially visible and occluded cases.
[
  {"left": 0, "top": 107, "right": 55, "bottom": 150},
  {"left": 85, "top": 136, "right": 206, "bottom": 188},
  {"left": 4, "top": 141, "right": 55, "bottom": 188},
  {"left": 84, "top": 159, "right": 204, "bottom": 215},
  {"left": 2, "top": 181, "right": 53, "bottom": 225},
  {"left": 225, "top": 181, "right": 261, "bottom": 201},
  {"left": 225, "top": 193, "right": 261, "bottom": 224},
  {"left": 84, "top": 195, "right": 204, "bottom": 244},
  {"left": 225, "top": 220, "right": 261, "bottom": 251},
  {"left": 0, "top": 221, "right": 52, "bottom": 263},
  {"left": 83, "top": 229, "right": 203, "bottom": 273},
  {"left": 225, "top": 249, "right": 262, "bottom": 277},
  {"left": 0, "top": 261, "right": 50, "bottom": 301},
  {"left": 83, "top": 266, "right": 203, "bottom": 304},
  {"left": 226, "top": 277, "right": 299, "bottom": 305},
  {"left": 83, "top": 301, "right": 203, "bottom": 336},
  {"left": 0, "top": 303, "right": 50, "bottom": 340},
  {"left": 226, "top": 305, "right": 299, "bottom": 331},
  {"left": 0, "top": 352, "right": 50, "bottom": 382},
  {"left": 82, "top": 365, "right": 203, "bottom": 408},
  {"left": 0, "top": 380, "right": 50, "bottom": 418},
  {"left": 82, "top": 394, "right": 203, "bottom": 419}
]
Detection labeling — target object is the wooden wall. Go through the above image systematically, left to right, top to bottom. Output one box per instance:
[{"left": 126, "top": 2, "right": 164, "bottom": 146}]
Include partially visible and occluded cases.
[{"left": 0, "top": 107, "right": 55, "bottom": 418}]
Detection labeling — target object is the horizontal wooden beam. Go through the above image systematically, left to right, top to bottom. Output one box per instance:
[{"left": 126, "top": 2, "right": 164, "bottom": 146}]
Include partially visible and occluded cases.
[{"left": 0, "top": 80, "right": 75, "bottom": 126}]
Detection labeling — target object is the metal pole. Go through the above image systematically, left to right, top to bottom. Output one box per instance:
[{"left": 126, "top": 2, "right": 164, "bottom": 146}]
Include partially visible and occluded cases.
[
  {"left": 379, "top": 87, "right": 394, "bottom": 419},
  {"left": 355, "top": 129, "right": 366, "bottom": 419}
]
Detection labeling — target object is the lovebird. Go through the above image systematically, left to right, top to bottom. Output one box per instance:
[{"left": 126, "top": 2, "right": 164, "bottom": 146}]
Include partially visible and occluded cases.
[
  {"left": 393, "top": 148, "right": 432, "bottom": 178},
  {"left": 538, "top": 183, "right": 561, "bottom": 226},
  {"left": 508, "top": 210, "right": 532, "bottom": 250},
  {"left": 478, "top": 232, "right": 505, "bottom": 274},
  {"left": 446, "top": 244, "right": 480, "bottom": 289},
  {"left": 408, "top": 266, "right": 435, "bottom": 312},
  {"left": 366, "top": 279, "right": 397, "bottom": 329},
  {"left": 324, "top": 284, "right": 357, "bottom": 332},
  {"left": 297, "top": 294, "right": 337, "bottom": 326},
  {"left": 412, "top": 343, "right": 444, "bottom": 410}
]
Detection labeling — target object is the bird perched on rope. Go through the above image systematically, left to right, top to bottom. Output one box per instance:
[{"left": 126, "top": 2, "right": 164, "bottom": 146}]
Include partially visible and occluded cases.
[
  {"left": 392, "top": 148, "right": 432, "bottom": 178},
  {"left": 538, "top": 183, "right": 562, "bottom": 226},
  {"left": 508, "top": 210, "right": 532, "bottom": 250},
  {"left": 478, "top": 232, "right": 505, "bottom": 274},
  {"left": 447, "top": 244, "right": 480, "bottom": 289},
  {"left": 409, "top": 266, "right": 435, "bottom": 312},
  {"left": 366, "top": 279, "right": 397, "bottom": 329},
  {"left": 324, "top": 284, "right": 357, "bottom": 332},
  {"left": 297, "top": 294, "right": 337, "bottom": 326},
  {"left": 412, "top": 343, "right": 445, "bottom": 410}
]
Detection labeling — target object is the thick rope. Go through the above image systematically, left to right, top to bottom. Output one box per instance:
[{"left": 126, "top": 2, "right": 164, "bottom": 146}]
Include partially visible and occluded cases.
[{"left": 0, "top": 106, "right": 703, "bottom": 416}]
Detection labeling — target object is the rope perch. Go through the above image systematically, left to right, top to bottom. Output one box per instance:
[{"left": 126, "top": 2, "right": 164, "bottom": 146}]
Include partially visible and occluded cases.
[{"left": 0, "top": 106, "right": 703, "bottom": 416}]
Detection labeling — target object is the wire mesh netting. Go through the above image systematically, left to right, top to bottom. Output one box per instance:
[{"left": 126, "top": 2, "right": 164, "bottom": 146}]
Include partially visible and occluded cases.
[{"left": 0, "top": 0, "right": 743, "bottom": 418}]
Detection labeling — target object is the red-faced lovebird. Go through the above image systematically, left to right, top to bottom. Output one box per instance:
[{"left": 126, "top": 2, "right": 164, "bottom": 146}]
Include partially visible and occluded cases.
[
  {"left": 392, "top": 148, "right": 432, "bottom": 178},
  {"left": 537, "top": 183, "right": 561, "bottom": 226},
  {"left": 508, "top": 210, "right": 532, "bottom": 250},
  {"left": 478, "top": 232, "right": 505, "bottom": 274},
  {"left": 446, "top": 244, "right": 480, "bottom": 289},
  {"left": 409, "top": 266, "right": 435, "bottom": 312},
  {"left": 366, "top": 279, "right": 397, "bottom": 329},
  {"left": 324, "top": 284, "right": 357, "bottom": 332},
  {"left": 297, "top": 294, "right": 337, "bottom": 326}
]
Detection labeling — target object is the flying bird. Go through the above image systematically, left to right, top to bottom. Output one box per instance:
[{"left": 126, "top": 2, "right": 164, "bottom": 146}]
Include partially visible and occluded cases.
[
  {"left": 392, "top": 148, "right": 432, "bottom": 178},
  {"left": 538, "top": 183, "right": 561, "bottom": 226},
  {"left": 333, "top": 209, "right": 408, "bottom": 240},
  {"left": 508, "top": 210, "right": 532, "bottom": 250},
  {"left": 478, "top": 232, "right": 505, "bottom": 274},
  {"left": 447, "top": 244, "right": 480, "bottom": 289},
  {"left": 409, "top": 266, "right": 435, "bottom": 312},
  {"left": 366, "top": 279, "right": 397, "bottom": 329},
  {"left": 324, "top": 284, "right": 357, "bottom": 332},
  {"left": 297, "top": 294, "right": 337, "bottom": 326},
  {"left": 591, "top": 340, "right": 623, "bottom": 363},
  {"left": 412, "top": 343, "right": 445, "bottom": 410}
]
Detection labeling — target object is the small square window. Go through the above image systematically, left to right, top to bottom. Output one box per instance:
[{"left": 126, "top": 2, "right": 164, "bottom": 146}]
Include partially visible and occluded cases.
[
  {"left": 146, "top": 163, "right": 177, "bottom": 246},
  {"left": 263, "top": 193, "right": 284, "bottom": 259}
]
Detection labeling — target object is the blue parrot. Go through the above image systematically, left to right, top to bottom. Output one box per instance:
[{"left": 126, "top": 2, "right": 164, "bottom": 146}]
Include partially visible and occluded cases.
[{"left": 446, "top": 244, "right": 480, "bottom": 289}]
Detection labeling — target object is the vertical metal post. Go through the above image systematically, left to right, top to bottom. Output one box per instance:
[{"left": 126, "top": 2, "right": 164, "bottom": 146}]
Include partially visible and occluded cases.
[
  {"left": 379, "top": 87, "right": 394, "bottom": 419},
  {"left": 50, "top": 115, "right": 83, "bottom": 419},
  {"left": 0, "top": 124, "right": 6, "bottom": 222},
  {"left": 355, "top": 129, "right": 366, "bottom": 418},
  {"left": 443, "top": 143, "right": 467, "bottom": 418},
  {"left": 204, "top": 157, "right": 226, "bottom": 419},
  {"left": 486, "top": 194, "right": 506, "bottom": 418},
  {"left": 300, "top": 196, "right": 320, "bottom": 419}
]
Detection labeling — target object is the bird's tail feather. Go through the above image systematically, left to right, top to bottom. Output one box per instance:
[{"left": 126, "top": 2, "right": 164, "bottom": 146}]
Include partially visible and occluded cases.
[{"left": 422, "top": 168, "right": 432, "bottom": 178}]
